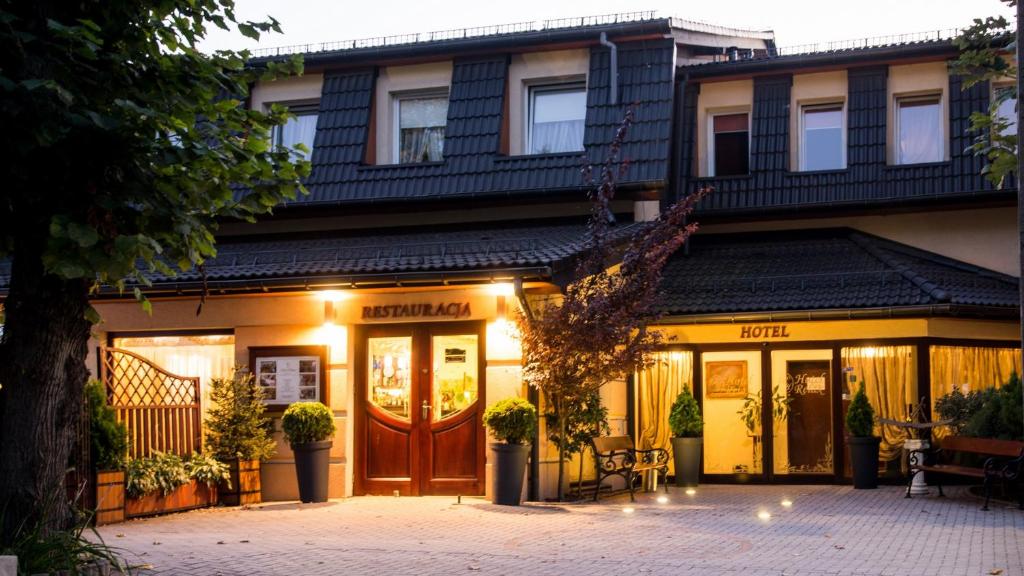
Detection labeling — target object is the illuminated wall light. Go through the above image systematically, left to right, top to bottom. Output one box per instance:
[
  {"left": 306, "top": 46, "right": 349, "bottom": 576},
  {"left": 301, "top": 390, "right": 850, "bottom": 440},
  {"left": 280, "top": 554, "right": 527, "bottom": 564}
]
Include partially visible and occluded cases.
[
  {"left": 487, "top": 282, "right": 515, "bottom": 297},
  {"left": 316, "top": 289, "right": 347, "bottom": 302}
]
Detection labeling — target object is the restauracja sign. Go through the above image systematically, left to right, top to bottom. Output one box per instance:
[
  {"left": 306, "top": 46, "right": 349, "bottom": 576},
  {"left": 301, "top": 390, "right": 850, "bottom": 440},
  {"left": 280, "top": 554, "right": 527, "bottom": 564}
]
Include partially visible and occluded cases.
[{"left": 361, "top": 302, "right": 472, "bottom": 320}]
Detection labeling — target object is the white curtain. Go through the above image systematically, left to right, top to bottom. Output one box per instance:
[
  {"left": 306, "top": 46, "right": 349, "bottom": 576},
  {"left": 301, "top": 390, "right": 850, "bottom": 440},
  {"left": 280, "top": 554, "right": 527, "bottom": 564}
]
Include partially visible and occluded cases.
[
  {"left": 399, "top": 96, "right": 447, "bottom": 163},
  {"left": 898, "top": 101, "right": 942, "bottom": 164},
  {"left": 278, "top": 114, "right": 317, "bottom": 159},
  {"left": 530, "top": 120, "right": 584, "bottom": 154},
  {"left": 400, "top": 126, "right": 445, "bottom": 163},
  {"left": 636, "top": 351, "right": 694, "bottom": 475}
]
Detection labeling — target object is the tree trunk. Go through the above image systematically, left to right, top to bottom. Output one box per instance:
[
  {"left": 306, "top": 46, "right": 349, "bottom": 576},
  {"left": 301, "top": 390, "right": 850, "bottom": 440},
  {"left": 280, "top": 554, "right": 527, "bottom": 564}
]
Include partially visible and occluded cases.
[
  {"left": 0, "top": 236, "right": 91, "bottom": 545},
  {"left": 555, "top": 395, "right": 567, "bottom": 502}
]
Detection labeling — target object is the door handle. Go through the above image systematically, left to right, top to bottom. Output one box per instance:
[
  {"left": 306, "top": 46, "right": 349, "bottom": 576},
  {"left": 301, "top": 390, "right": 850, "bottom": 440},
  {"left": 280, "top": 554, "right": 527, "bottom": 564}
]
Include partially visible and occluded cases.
[{"left": 422, "top": 400, "right": 431, "bottom": 420}]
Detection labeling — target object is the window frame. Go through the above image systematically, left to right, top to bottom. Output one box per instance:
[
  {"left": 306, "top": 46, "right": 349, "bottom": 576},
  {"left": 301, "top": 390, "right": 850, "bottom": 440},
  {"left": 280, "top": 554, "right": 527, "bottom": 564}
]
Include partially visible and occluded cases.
[
  {"left": 526, "top": 81, "right": 587, "bottom": 155},
  {"left": 391, "top": 88, "right": 450, "bottom": 165},
  {"left": 893, "top": 92, "right": 945, "bottom": 166},
  {"left": 268, "top": 99, "right": 319, "bottom": 157},
  {"left": 798, "top": 102, "right": 847, "bottom": 172},
  {"left": 707, "top": 109, "right": 751, "bottom": 177}
]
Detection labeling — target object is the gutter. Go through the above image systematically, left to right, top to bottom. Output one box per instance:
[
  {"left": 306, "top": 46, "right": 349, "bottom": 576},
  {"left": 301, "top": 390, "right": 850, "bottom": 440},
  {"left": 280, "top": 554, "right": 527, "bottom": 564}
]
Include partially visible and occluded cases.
[
  {"left": 599, "top": 32, "right": 618, "bottom": 105},
  {"left": 513, "top": 277, "right": 540, "bottom": 501},
  {"left": 653, "top": 304, "right": 1020, "bottom": 325}
]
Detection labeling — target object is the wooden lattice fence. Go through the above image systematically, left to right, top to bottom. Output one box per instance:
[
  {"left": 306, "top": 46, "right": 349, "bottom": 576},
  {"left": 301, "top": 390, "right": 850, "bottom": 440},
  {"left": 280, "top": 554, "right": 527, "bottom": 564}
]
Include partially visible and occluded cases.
[{"left": 100, "top": 347, "right": 202, "bottom": 459}]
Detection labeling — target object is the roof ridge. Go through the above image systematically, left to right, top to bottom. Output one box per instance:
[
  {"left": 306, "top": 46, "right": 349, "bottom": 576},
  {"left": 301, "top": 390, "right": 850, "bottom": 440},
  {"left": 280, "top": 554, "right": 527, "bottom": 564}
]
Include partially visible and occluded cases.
[{"left": 848, "top": 232, "right": 950, "bottom": 303}]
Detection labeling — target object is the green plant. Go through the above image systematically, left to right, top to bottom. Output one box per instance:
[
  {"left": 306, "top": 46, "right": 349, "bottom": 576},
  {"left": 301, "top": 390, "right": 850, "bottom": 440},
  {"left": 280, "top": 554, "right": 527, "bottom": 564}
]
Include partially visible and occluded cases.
[
  {"left": 204, "top": 372, "right": 276, "bottom": 462},
  {"left": 960, "top": 372, "right": 1024, "bottom": 441},
  {"left": 84, "top": 379, "right": 128, "bottom": 471},
  {"left": 845, "top": 384, "right": 876, "bottom": 438},
  {"left": 935, "top": 385, "right": 987, "bottom": 435},
  {"left": 737, "top": 386, "right": 791, "bottom": 436},
  {"left": 668, "top": 388, "right": 703, "bottom": 438},
  {"left": 544, "top": 390, "right": 609, "bottom": 457},
  {"left": 483, "top": 398, "right": 538, "bottom": 445},
  {"left": 281, "top": 403, "right": 336, "bottom": 445},
  {"left": 125, "top": 452, "right": 190, "bottom": 498},
  {"left": 187, "top": 453, "right": 232, "bottom": 490},
  {"left": 1, "top": 498, "right": 125, "bottom": 575}
]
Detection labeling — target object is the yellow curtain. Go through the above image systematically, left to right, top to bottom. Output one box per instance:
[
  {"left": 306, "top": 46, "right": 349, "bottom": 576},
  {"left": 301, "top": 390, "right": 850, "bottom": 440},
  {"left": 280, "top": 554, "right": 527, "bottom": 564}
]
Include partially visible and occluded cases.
[
  {"left": 929, "top": 345, "right": 1021, "bottom": 439},
  {"left": 841, "top": 346, "right": 917, "bottom": 462},
  {"left": 636, "top": 351, "right": 694, "bottom": 474}
]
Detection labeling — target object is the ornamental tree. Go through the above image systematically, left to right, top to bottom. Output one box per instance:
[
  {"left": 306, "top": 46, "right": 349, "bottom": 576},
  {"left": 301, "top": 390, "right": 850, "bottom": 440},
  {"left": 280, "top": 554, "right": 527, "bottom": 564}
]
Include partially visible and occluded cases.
[
  {"left": 0, "top": 1, "right": 307, "bottom": 543},
  {"left": 517, "top": 110, "right": 710, "bottom": 500}
]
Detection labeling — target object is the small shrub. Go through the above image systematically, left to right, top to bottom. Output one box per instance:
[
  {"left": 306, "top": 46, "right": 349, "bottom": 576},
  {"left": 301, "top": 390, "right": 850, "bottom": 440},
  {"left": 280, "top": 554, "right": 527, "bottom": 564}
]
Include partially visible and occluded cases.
[
  {"left": 204, "top": 371, "right": 276, "bottom": 462},
  {"left": 960, "top": 373, "right": 1023, "bottom": 440},
  {"left": 85, "top": 379, "right": 128, "bottom": 471},
  {"left": 845, "top": 384, "right": 876, "bottom": 438},
  {"left": 934, "top": 385, "right": 986, "bottom": 435},
  {"left": 668, "top": 388, "right": 703, "bottom": 438},
  {"left": 544, "top": 390, "right": 609, "bottom": 457},
  {"left": 483, "top": 398, "right": 537, "bottom": 445},
  {"left": 281, "top": 402, "right": 336, "bottom": 445},
  {"left": 125, "top": 452, "right": 190, "bottom": 498},
  {"left": 187, "top": 453, "right": 232, "bottom": 489},
  {"left": 0, "top": 499, "right": 125, "bottom": 575}
]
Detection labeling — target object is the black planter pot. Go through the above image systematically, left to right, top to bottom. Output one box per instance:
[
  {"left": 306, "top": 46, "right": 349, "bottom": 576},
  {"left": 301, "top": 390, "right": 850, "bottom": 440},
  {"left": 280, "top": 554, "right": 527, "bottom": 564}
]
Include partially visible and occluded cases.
[
  {"left": 848, "top": 436, "right": 881, "bottom": 489},
  {"left": 671, "top": 437, "right": 702, "bottom": 487},
  {"left": 291, "top": 440, "right": 332, "bottom": 503},
  {"left": 490, "top": 443, "right": 530, "bottom": 506}
]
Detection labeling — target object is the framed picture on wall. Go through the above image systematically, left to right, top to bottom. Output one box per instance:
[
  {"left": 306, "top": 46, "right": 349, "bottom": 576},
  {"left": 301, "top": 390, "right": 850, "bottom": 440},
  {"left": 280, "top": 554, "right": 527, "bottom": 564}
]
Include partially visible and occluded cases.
[
  {"left": 248, "top": 345, "right": 328, "bottom": 411},
  {"left": 705, "top": 360, "right": 748, "bottom": 398}
]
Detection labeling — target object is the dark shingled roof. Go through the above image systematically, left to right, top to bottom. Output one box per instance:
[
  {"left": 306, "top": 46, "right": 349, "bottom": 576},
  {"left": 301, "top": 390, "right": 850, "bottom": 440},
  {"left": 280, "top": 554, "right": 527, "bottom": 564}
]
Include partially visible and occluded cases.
[
  {"left": 299, "top": 39, "right": 675, "bottom": 206},
  {"left": 0, "top": 220, "right": 644, "bottom": 293},
  {"left": 656, "top": 229, "right": 1019, "bottom": 317}
]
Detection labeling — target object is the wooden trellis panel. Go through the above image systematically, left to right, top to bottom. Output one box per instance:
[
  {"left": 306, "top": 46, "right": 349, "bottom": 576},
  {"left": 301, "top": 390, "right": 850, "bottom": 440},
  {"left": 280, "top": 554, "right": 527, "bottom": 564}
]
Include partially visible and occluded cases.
[{"left": 100, "top": 347, "right": 201, "bottom": 459}]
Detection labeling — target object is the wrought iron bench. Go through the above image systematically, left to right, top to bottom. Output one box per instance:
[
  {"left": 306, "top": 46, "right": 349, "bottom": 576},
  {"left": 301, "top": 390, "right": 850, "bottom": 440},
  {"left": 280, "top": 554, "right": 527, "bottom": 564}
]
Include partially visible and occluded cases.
[
  {"left": 590, "top": 435, "right": 669, "bottom": 502},
  {"left": 906, "top": 436, "right": 1024, "bottom": 510}
]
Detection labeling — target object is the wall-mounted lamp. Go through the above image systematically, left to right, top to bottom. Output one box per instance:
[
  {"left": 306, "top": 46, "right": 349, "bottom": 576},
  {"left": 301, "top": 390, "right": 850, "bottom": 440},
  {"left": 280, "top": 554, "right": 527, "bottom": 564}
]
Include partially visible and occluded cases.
[{"left": 316, "top": 290, "right": 347, "bottom": 326}]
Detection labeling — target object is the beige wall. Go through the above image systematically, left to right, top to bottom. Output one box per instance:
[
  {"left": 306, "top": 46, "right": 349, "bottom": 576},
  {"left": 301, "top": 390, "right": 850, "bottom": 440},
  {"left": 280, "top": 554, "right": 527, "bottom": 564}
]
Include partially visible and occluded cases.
[
  {"left": 507, "top": 49, "right": 589, "bottom": 155},
  {"left": 374, "top": 61, "right": 453, "bottom": 164},
  {"left": 887, "top": 61, "right": 949, "bottom": 163},
  {"left": 790, "top": 70, "right": 848, "bottom": 170},
  {"left": 251, "top": 74, "right": 324, "bottom": 111},
  {"left": 696, "top": 79, "right": 753, "bottom": 177},
  {"left": 701, "top": 206, "right": 1018, "bottom": 277}
]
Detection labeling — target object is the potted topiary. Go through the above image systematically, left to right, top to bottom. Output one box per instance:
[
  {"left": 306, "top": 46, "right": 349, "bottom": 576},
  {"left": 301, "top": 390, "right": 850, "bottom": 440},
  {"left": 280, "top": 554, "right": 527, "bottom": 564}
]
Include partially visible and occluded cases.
[
  {"left": 204, "top": 372, "right": 276, "bottom": 505},
  {"left": 86, "top": 380, "right": 129, "bottom": 525},
  {"left": 846, "top": 382, "right": 880, "bottom": 489},
  {"left": 668, "top": 388, "right": 703, "bottom": 487},
  {"left": 482, "top": 398, "right": 537, "bottom": 506},
  {"left": 281, "top": 402, "right": 336, "bottom": 503}
]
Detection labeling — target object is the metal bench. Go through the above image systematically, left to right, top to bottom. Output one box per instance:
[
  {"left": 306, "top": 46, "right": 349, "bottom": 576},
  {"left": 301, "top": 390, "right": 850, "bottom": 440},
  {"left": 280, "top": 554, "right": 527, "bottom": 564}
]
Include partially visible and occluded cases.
[
  {"left": 590, "top": 435, "right": 669, "bottom": 501},
  {"left": 907, "top": 436, "right": 1024, "bottom": 510}
]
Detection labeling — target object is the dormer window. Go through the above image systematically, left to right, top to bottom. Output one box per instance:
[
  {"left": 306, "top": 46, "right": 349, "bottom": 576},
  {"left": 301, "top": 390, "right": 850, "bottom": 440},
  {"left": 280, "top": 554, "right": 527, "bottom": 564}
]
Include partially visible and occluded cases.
[
  {"left": 528, "top": 83, "right": 586, "bottom": 154},
  {"left": 994, "top": 84, "right": 1017, "bottom": 137},
  {"left": 395, "top": 91, "right": 448, "bottom": 164},
  {"left": 895, "top": 94, "right": 943, "bottom": 165},
  {"left": 270, "top": 101, "right": 319, "bottom": 159},
  {"left": 799, "top": 104, "right": 845, "bottom": 171},
  {"left": 709, "top": 112, "right": 749, "bottom": 177}
]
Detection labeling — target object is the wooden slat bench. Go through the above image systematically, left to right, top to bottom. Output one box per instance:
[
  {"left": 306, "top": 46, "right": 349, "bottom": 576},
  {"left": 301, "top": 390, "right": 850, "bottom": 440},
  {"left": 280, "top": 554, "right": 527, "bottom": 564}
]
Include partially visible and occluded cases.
[
  {"left": 590, "top": 436, "right": 669, "bottom": 502},
  {"left": 906, "top": 436, "right": 1024, "bottom": 510}
]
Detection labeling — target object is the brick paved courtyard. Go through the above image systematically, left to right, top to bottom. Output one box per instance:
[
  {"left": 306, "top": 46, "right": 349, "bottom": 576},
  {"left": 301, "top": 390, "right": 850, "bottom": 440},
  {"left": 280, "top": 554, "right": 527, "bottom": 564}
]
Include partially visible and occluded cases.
[{"left": 97, "top": 485, "right": 1024, "bottom": 576}]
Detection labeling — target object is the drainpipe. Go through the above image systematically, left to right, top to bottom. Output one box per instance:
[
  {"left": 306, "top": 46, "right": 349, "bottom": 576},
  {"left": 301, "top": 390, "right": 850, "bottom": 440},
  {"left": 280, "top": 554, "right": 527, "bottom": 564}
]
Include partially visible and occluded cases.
[
  {"left": 599, "top": 32, "right": 618, "bottom": 105},
  {"left": 514, "top": 278, "right": 540, "bottom": 502}
]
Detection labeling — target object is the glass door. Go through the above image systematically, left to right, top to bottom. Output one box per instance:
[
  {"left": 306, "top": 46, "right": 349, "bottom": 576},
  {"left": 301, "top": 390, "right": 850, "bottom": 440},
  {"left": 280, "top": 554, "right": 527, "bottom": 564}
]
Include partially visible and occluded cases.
[
  {"left": 770, "top": 350, "right": 834, "bottom": 477},
  {"left": 701, "top": 351, "right": 763, "bottom": 476}
]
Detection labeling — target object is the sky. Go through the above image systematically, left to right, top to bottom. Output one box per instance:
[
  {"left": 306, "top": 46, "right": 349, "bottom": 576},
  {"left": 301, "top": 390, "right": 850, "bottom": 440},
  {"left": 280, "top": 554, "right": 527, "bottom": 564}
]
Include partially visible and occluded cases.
[{"left": 199, "top": 0, "right": 1015, "bottom": 54}]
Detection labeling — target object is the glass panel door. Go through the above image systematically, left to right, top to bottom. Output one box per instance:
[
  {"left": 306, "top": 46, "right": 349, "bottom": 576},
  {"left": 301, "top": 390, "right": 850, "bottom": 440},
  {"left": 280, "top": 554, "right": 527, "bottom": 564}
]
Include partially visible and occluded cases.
[
  {"left": 431, "top": 334, "right": 478, "bottom": 421},
  {"left": 368, "top": 336, "right": 413, "bottom": 420},
  {"left": 771, "top": 350, "right": 833, "bottom": 476},
  {"left": 701, "top": 351, "right": 763, "bottom": 475}
]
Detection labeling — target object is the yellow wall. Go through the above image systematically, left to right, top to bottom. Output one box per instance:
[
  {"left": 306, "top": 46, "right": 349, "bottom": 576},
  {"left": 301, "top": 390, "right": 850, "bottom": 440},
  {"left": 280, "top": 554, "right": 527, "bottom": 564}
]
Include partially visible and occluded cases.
[
  {"left": 374, "top": 61, "right": 454, "bottom": 164},
  {"left": 887, "top": 61, "right": 949, "bottom": 163},
  {"left": 790, "top": 71, "right": 848, "bottom": 170},
  {"left": 251, "top": 74, "right": 324, "bottom": 111},
  {"left": 696, "top": 79, "right": 753, "bottom": 177},
  {"left": 700, "top": 206, "right": 1018, "bottom": 277}
]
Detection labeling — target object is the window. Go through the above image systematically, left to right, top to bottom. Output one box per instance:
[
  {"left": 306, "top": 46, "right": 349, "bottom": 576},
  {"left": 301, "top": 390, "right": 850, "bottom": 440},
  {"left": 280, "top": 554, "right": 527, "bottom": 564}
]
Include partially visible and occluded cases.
[
  {"left": 528, "top": 83, "right": 586, "bottom": 154},
  {"left": 994, "top": 84, "right": 1017, "bottom": 137},
  {"left": 395, "top": 92, "right": 448, "bottom": 164},
  {"left": 896, "top": 95, "right": 943, "bottom": 164},
  {"left": 270, "top": 102, "right": 318, "bottom": 160},
  {"left": 800, "top": 104, "right": 844, "bottom": 171},
  {"left": 710, "top": 112, "right": 749, "bottom": 176}
]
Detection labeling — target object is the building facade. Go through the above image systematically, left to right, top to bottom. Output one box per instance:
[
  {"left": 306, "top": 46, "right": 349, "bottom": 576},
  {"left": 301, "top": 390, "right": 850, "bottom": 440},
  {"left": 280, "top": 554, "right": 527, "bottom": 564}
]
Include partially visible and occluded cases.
[{"left": 3, "top": 14, "right": 1019, "bottom": 499}]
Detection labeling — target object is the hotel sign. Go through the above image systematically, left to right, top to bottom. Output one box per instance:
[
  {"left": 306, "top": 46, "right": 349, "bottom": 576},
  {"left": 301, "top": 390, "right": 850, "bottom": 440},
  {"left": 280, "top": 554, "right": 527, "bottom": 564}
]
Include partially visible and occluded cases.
[
  {"left": 361, "top": 302, "right": 472, "bottom": 320},
  {"left": 739, "top": 324, "right": 792, "bottom": 339}
]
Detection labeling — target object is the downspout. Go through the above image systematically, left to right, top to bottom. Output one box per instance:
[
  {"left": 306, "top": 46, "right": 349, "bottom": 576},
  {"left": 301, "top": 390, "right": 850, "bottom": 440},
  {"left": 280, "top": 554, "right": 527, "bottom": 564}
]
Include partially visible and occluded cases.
[
  {"left": 599, "top": 32, "right": 618, "bottom": 105},
  {"left": 514, "top": 278, "right": 541, "bottom": 502}
]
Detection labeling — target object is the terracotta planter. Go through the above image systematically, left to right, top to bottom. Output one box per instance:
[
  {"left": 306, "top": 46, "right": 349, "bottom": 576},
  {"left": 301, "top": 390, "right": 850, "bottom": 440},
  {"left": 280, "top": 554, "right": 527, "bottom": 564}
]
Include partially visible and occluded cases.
[
  {"left": 220, "top": 459, "right": 262, "bottom": 506},
  {"left": 94, "top": 470, "right": 125, "bottom": 526},
  {"left": 126, "top": 479, "right": 217, "bottom": 518}
]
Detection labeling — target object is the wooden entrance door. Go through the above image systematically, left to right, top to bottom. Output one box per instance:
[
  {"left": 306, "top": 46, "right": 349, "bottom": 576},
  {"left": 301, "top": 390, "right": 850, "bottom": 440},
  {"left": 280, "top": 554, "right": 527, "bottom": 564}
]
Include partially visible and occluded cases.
[{"left": 355, "top": 321, "right": 485, "bottom": 495}]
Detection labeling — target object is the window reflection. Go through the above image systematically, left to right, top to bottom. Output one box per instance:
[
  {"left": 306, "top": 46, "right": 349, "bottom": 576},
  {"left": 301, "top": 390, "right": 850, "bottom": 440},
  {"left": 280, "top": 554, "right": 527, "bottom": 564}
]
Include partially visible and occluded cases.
[
  {"left": 432, "top": 334, "right": 478, "bottom": 420},
  {"left": 369, "top": 337, "right": 412, "bottom": 420}
]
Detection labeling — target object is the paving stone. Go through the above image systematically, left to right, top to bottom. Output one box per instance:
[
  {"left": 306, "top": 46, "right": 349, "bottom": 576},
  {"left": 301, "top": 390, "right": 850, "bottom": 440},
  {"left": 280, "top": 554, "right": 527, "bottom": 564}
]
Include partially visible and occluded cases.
[{"left": 95, "top": 485, "right": 1024, "bottom": 576}]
